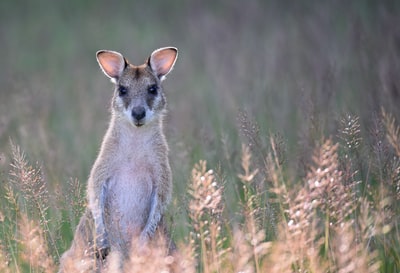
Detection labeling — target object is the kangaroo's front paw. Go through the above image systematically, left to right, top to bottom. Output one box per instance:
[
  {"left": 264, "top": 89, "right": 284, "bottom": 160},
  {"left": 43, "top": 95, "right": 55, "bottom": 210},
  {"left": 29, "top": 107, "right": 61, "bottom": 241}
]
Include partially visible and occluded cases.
[
  {"left": 139, "top": 231, "right": 150, "bottom": 245},
  {"left": 95, "top": 237, "right": 110, "bottom": 260}
]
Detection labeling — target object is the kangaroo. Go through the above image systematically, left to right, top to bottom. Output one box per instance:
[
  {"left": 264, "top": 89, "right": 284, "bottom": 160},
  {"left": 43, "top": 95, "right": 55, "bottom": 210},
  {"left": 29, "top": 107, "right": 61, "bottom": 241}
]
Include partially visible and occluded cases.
[{"left": 59, "top": 47, "right": 178, "bottom": 272}]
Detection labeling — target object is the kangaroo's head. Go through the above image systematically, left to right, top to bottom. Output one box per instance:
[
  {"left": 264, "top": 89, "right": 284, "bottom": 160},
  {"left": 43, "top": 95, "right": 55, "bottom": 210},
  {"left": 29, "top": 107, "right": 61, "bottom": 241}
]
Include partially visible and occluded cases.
[{"left": 96, "top": 47, "right": 178, "bottom": 127}]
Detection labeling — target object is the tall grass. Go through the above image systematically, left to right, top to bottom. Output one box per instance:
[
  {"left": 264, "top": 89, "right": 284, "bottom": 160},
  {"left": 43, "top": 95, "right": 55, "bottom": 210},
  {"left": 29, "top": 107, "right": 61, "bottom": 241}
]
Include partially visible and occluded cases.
[{"left": 0, "top": 110, "right": 399, "bottom": 272}]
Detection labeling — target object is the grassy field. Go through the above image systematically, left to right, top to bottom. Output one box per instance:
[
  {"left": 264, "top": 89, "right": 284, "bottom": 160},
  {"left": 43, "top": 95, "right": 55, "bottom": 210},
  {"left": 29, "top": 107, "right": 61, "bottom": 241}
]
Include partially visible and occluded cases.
[{"left": 0, "top": 0, "right": 400, "bottom": 272}]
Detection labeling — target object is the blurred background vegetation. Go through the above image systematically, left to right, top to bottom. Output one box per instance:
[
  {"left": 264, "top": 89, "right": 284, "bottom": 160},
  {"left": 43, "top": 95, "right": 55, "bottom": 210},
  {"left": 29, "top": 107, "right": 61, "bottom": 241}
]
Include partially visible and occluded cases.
[{"left": 1, "top": 0, "right": 400, "bottom": 263}]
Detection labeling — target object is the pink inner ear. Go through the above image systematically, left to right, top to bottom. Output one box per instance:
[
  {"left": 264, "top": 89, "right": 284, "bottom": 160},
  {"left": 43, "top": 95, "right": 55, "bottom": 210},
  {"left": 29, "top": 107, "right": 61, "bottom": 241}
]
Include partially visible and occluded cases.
[
  {"left": 151, "top": 49, "right": 177, "bottom": 77},
  {"left": 98, "top": 52, "right": 125, "bottom": 79}
]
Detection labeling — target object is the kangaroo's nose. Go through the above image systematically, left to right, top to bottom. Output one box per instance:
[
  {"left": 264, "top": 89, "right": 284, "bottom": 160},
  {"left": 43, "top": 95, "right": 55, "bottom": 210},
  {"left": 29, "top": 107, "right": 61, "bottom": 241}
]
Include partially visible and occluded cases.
[{"left": 132, "top": 106, "right": 146, "bottom": 121}]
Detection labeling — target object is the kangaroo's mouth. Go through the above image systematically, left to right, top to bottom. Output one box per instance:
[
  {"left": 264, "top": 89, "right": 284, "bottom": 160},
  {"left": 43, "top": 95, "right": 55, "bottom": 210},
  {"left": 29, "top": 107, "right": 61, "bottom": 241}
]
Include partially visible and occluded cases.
[{"left": 134, "top": 120, "right": 145, "bottom": 127}]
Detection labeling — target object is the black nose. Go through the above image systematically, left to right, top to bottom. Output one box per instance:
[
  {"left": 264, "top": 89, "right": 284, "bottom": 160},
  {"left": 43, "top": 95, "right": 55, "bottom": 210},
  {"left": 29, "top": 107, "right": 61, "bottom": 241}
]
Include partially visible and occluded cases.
[{"left": 132, "top": 106, "right": 146, "bottom": 121}]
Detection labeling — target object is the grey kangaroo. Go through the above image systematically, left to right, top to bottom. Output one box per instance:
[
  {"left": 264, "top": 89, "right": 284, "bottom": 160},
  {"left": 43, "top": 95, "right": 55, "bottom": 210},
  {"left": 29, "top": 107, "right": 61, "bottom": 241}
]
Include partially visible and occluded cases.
[{"left": 58, "top": 47, "right": 178, "bottom": 272}]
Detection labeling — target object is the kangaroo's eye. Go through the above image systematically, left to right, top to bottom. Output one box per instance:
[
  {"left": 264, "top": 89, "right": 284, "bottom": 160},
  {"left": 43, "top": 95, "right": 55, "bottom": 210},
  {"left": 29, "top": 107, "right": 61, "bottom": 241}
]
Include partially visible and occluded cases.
[
  {"left": 147, "top": 85, "right": 158, "bottom": 95},
  {"left": 118, "top": 86, "right": 128, "bottom": 96}
]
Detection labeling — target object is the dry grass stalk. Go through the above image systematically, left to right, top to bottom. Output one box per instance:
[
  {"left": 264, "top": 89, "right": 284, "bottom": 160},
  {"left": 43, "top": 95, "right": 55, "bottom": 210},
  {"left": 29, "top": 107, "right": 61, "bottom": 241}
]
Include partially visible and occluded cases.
[
  {"left": 382, "top": 109, "right": 400, "bottom": 157},
  {"left": 382, "top": 109, "right": 400, "bottom": 201},
  {"left": 237, "top": 110, "right": 261, "bottom": 152},
  {"left": 237, "top": 110, "right": 270, "bottom": 193},
  {"left": 338, "top": 114, "right": 363, "bottom": 196},
  {"left": 339, "top": 114, "right": 362, "bottom": 152},
  {"left": 266, "top": 137, "right": 289, "bottom": 222},
  {"left": 267, "top": 139, "right": 358, "bottom": 272},
  {"left": 306, "top": 139, "right": 357, "bottom": 269},
  {"left": 307, "top": 139, "right": 354, "bottom": 226},
  {"left": 8, "top": 143, "right": 60, "bottom": 261},
  {"left": 9, "top": 143, "right": 49, "bottom": 217},
  {"left": 237, "top": 144, "right": 271, "bottom": 272},
  {"left": 238, "top": 144, "right": 259, "bottom": 184},
  {"left": 238, "top": 144, "right": 260, "bottom": 215},
  {"left": 387, "top": 157, "right": 400, "bottom": 201},
  {"left": 188, "top": 160, "right": 225, "bottom": 273},
  {"left": 189, "top": 161, "right": 223, "bottom": 219},
  {"left": 65, "top": 177, "right": 86, "bottom": 227},
  {"left": 3, "top": 183, "right": 18, "bottom": 214},
  {"left": 267, "top": 186, "right": 325, "bottom": 273},
  {"left": 370, "top": 187, "right": 394, "bottom": 237},
  {"left": 354, "top": 198, "right": 391, "bottom": 272},
  {"left": 18, "top": 213, "right": 56, "bottom": 272},
  {"left": 243, "top": 213, "right": 271, "bottom": 273},
  {"left": 333, "top": 217, "right": 380, "bottom": 273},
  {"left": 333, "top": 221, "right": 369, "bottom": 273},
  {"left": 229, "top": 228, "right": 255, "bottom": 273},
  {"left": 116, "top": 236, "right": 173, "bottom": 273},
  {"left": 0, "top": 241, "right": 11, "bottom": 273},
  {"left": 171, "top": 242, "right": 196, "bottom": 273}
]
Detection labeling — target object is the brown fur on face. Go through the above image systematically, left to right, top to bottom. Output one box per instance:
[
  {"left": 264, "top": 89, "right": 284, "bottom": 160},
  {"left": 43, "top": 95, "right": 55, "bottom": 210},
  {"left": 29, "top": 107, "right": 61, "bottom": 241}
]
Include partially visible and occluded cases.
[{"left": 111, "top": 63, "right": 166, "bottom": 127}]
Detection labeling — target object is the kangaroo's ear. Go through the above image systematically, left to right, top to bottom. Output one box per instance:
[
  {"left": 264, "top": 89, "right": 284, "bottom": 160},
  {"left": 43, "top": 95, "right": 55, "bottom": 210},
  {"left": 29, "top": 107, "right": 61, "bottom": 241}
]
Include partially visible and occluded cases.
[
  {"left": 148, "top": 47, "right": 178, "bottom": 81},
  {"left": 96, "top": 50, "right": 127, "bottom": 82}
]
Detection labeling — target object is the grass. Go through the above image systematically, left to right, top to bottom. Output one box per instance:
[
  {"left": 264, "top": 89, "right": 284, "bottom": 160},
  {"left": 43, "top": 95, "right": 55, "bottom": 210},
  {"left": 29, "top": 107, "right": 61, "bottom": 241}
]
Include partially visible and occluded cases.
[
  {"left": 0, "top": 0, "right": 400, "bottom": 272},
  {"left": 1, "top": 113, "right": 400, "bottom": 272}
]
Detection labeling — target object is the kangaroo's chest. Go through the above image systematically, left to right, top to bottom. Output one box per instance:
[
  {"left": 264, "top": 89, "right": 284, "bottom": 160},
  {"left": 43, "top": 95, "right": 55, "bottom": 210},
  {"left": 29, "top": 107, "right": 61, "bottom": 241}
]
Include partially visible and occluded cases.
[{"left": 104, "top": 150, "right": 156, "bottom": 240}]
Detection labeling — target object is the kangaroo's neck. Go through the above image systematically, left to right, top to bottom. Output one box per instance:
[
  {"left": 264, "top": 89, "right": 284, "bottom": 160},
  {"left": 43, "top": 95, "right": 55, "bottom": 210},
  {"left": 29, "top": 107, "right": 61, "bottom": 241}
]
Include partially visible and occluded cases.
[{"left": 102, "top": 114, "right": 165, "bottom": 154}]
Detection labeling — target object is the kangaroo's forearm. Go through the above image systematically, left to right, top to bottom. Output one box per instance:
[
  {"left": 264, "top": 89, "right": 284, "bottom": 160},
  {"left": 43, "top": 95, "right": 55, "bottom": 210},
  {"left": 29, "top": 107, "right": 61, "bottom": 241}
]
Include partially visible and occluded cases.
[
  {"left": 88, "top": 178, "right": 108, "bottom": 240},
  {"left": 141, "top": 188, "right": 161, "bottom": 239}
]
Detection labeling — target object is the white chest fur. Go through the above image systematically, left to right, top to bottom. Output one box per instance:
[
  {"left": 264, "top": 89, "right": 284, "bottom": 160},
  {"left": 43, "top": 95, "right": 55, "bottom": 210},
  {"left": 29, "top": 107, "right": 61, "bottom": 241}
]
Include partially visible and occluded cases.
[{"left": 101, "top": 122, "right": 163, "bottom": 245}]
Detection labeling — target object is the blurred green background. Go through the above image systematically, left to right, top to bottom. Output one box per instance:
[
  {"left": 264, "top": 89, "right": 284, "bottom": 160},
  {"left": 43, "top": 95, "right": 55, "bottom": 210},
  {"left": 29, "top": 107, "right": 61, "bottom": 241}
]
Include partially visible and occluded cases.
[{"left": 1, "top": 0, "right": 400, "bottom": 242}]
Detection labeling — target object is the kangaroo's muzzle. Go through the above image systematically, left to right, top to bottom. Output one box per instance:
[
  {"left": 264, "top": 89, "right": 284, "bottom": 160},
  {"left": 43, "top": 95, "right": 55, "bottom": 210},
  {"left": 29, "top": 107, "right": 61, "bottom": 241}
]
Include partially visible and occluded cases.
[{"left": 132, "top": 106, "right": 146, "bottom": 126}]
